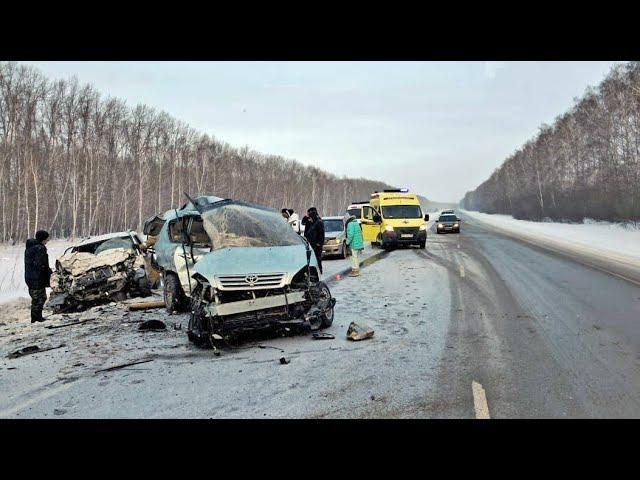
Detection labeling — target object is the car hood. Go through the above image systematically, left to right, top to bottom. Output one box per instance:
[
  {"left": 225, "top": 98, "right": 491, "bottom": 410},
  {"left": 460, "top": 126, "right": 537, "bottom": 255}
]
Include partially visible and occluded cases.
[
  {"left": 325, "top": 231, "right": 344, "bottom": 240},
  {"left": 192, "top": 244, "right": 316, "bottom": 283}
]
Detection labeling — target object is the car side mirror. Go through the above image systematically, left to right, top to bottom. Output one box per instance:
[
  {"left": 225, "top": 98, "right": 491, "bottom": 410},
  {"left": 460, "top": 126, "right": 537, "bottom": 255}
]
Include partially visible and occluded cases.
[
  {"left": 373, "top": 214, "right": 382, "bottom": 223},
  {"left": 424, "top": 214, "right": 429, "bottom": 221}
]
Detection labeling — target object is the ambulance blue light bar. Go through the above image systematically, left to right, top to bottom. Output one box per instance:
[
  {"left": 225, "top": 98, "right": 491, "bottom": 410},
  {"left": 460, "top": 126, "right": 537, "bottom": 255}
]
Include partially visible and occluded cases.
[{"left": 381, "top": 188, "right": 410, "bottom": 193}]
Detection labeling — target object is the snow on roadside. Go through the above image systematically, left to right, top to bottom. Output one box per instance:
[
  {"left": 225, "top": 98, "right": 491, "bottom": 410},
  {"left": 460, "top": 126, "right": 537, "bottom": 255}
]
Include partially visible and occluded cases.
[
  {"left": 462, "top": 210, "right": 640, "bottom": 262},
  {"left": 0, "top": 240, "right": 73, "bottom": 305}
]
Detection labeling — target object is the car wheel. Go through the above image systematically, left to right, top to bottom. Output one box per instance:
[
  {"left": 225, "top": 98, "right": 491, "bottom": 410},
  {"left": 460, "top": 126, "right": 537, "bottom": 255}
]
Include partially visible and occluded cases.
[
  {"left": 419, "top": 241, "right": 426, "bottom": 249},
  {"left": 341, "top": 243, "right": 348, "bottom": 259},
  {"left": 164, "top": 272, "right": 186, "bottom": 313},
  {"left": 316, "top": 281, "right": 334, "bottom": 328}
]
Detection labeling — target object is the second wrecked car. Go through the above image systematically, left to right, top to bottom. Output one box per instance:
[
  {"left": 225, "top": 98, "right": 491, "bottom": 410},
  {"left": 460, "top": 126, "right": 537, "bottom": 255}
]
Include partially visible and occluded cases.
[
  {"left": 150, "top": 195, "right": 336, "bottom": 347},
  {"left": 48, "top": 231, "right": 152, "bottom": 313}
]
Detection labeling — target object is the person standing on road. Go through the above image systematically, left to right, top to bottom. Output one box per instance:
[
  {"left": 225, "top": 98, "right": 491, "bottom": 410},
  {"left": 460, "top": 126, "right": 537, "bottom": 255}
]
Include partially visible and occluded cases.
[
  {"left": 302, "top": 207, "right": 325, "bottom": 274},
  {"left": 344, "top": 212, "right": 364, "bottom": 277},
  {"left": 24, "top": 230, "right": 53, "bottom": 323}
]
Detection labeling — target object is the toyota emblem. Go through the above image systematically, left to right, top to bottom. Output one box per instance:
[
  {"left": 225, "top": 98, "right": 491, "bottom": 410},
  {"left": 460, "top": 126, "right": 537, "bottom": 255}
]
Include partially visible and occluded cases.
[{"left": 244, "top": 274, "right": 259, "bottom": 286}]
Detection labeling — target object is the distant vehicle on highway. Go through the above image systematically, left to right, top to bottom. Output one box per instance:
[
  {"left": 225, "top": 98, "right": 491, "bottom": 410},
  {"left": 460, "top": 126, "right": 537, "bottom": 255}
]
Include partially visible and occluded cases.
[
  {"left": 441, "top": 209, "right": 455, "bottom": 215},
  {"left": 436, "top": 214, "right": 460, "bottom": 234},
  {"left": 321, "top": 216, "right": 350, "bottom": 259}
]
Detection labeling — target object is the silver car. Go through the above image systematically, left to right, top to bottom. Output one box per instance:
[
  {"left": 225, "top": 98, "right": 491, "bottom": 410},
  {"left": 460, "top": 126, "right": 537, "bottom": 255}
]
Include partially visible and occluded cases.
[{"left": 321, "top": 216, "right": 350, "bottom": 259}]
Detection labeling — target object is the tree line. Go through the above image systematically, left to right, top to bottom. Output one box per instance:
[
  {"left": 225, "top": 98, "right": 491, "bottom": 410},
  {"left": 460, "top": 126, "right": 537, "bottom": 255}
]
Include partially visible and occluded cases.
[
  {"left": 0, "top": 62, "right": 393, "bottom": 242},
  {"left": 462, "top": 62, "right": 640, "bottom": 222}
]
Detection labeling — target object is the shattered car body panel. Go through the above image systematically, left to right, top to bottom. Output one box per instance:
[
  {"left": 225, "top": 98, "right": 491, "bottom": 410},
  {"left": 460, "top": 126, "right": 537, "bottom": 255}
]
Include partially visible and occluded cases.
[
  {"left": 152, "top": 195, "right": 335, "bottom": 346},
  {"left": 48, "top": 232, "right": 151, "bottom": 313}
]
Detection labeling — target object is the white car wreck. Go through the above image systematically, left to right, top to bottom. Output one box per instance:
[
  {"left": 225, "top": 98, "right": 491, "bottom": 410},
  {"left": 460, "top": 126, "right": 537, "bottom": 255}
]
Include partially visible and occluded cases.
[
  {"left": 151, "top": 195, "right": 336, "bottom": 347},
  {"left": 47, "top": 231, "right": 152, "bottom": 313}
]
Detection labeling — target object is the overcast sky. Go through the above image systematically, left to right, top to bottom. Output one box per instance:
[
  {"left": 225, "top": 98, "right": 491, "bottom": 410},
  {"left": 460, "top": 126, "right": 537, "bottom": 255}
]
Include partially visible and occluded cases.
[{"left": 27, "top": 61, "right": 618, "bottom": 202}]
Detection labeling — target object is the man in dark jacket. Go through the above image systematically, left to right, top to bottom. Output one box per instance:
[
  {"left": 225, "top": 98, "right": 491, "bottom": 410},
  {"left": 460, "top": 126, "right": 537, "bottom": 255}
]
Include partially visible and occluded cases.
[
  {"left": 301, "top": 207, "right": 325, "bottom": 274},
  {"left": 24, "top": 230, "right": 53, "bottom": 323}
]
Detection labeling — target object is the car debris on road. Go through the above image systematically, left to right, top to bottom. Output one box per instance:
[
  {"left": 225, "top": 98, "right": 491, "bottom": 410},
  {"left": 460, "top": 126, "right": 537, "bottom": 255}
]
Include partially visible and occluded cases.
[
  {"left": 138, "top": 319, "right": 167, "bottom": 331},
  {"left": 346, "top": 322, "right": 375, "bottom": 341},
  {"left": 312, "top": 332, "right": 335, "bottom": 340},
  {"left": 7, "top": 343, "right": 66, "bottom": 359},
  {"left": 95, "top": 358, "right": 154, "bottom": 374}
]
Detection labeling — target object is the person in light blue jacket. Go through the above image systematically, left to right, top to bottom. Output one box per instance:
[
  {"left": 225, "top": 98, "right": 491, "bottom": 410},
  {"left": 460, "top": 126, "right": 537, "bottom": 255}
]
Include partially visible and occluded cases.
[{"left": 344, "top": 213, "right": 364, "bottom": 277}]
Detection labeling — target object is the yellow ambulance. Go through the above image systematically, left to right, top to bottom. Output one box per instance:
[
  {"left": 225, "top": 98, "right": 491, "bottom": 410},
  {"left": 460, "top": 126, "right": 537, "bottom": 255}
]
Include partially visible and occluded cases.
[{"left": 360, "top": 189, "right": 429, "bottom": 249}]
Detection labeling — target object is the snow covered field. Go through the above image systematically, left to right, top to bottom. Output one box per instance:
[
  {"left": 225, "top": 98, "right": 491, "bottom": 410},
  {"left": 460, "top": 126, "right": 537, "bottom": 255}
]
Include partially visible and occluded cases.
[
  {"left": 462, "top": 210, "right": 640, "bottom": 263},
  {"left": 0, "top": 240, "right": 72, "bottom": 304}
]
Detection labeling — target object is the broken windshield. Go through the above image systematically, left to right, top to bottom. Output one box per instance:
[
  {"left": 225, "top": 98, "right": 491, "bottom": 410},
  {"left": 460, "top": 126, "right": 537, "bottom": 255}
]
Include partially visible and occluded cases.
[{"left": 202, "top": 203, "right": 304, "bottom": 250}]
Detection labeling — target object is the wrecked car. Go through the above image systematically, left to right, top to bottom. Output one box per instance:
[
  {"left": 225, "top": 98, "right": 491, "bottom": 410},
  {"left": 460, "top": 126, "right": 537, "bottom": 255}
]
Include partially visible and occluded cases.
[
  {"left": 152, "top": 195, "right": 336, "bottom": 347},
  {"left": 47, "top": 231, "right": 152, "bottom": 313}
]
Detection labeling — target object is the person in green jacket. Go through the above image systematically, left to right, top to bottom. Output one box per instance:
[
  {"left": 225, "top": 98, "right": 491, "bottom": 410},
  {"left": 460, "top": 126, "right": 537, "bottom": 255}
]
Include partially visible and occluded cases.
[{"left": 344, "top": 213, "right": 364, "bottom": 277}]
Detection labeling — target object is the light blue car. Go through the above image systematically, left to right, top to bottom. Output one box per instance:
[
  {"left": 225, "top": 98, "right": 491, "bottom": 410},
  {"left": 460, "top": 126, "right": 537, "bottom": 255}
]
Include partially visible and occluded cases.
[{"left": 146, "top": 195, "right": 335, "bottom": 347}]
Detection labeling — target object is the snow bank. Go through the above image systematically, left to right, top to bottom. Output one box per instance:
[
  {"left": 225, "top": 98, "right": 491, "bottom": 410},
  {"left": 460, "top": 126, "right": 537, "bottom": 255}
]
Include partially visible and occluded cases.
[
  {"left": 462, "top": 210, "right": 640, "bottom": 262},
  {"left": 0, "top": 240, "right": 73, "bottom": 304}
]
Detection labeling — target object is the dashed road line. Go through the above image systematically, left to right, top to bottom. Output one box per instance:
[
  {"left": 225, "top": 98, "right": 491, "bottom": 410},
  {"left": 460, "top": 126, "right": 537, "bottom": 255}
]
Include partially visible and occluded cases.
[
  {"left": 459, "top": 265, "right": 465, "bottom": 278},
  {"left": 472, "top": 381, "right": 490, "bottom": 419}
]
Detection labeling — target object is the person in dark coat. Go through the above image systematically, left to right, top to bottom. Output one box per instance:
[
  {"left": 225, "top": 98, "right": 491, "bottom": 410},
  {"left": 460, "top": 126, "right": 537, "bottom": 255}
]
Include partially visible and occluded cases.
[
  {"left": 301, "top": 207, "right": 325, "bottom": 274},
  {"left": 24, "top": 230, "right": 52, "bottom": 323}
]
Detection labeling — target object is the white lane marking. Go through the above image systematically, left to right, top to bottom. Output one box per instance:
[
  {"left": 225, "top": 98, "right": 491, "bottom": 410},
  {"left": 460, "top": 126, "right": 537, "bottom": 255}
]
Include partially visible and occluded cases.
[
  {"left": 459, "top": 265, "right": 465, "bottom": 278},
  {"left": 472, "top": 381, "right": 490, "bottom": 419}
]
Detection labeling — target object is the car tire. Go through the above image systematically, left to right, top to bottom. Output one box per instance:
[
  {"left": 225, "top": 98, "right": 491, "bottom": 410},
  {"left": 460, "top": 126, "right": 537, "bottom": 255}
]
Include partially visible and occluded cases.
[
  {"left": 419, "top": 241, "right": 426, "bottom": 249},
  {"left": 341, "top": 243, "right": 348, "bottom": 259},
  {"left": 164, "top": 272, "right": 186, "bottom": 313},
  {"left": 316, "top": 281, "right": 334, "bottom": 328}
]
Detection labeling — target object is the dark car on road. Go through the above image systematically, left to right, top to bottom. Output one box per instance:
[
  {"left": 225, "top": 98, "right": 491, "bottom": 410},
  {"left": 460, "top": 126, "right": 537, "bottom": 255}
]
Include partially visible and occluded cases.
[{"left": 436, "top": 214, "right": 460, "bottom": 234}]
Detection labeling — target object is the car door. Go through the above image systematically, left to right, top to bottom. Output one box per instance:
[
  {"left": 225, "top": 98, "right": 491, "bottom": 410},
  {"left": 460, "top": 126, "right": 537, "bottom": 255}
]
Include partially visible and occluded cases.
[
  {"left": 361, "top": 205, "right": 381, "bottom": 242},
  {"left": 170, "top": 215, "right": 211, "bottom": 295}
]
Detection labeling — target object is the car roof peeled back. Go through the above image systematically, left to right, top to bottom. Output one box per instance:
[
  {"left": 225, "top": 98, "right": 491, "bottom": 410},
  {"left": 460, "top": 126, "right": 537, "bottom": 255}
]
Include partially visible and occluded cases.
[{"left": 74, "top": 231, "right": 138, "bottom": 247}]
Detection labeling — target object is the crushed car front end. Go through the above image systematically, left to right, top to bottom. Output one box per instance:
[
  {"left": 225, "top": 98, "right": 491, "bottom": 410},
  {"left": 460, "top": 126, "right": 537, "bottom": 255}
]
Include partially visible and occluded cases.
[
  {"left": 184, "top": 201, "right": 336, "bottom": 346},
  {"left": 47, "top": 232, "right": 151, "bottom": 313}
]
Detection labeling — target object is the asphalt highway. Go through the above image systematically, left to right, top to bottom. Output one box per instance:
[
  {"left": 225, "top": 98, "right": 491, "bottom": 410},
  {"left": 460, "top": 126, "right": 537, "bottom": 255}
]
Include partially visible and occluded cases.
[{"left": 1, "top": 214, "right": 639, "bottom": 418}]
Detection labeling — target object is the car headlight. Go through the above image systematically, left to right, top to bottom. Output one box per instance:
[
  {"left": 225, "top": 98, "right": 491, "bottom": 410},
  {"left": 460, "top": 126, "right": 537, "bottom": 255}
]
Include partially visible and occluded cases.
[
  {"left": 438, "top": 223, "right": 443, "bottom": 228},
  {"left": 454, "top": 223, "right": 459, "bottom": 227},
  {"left": 419, "top": 224, "right": 426, "bottom": 231},
  {"left": 385, "top": 225, "right": 394, "bottom": 232}
]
